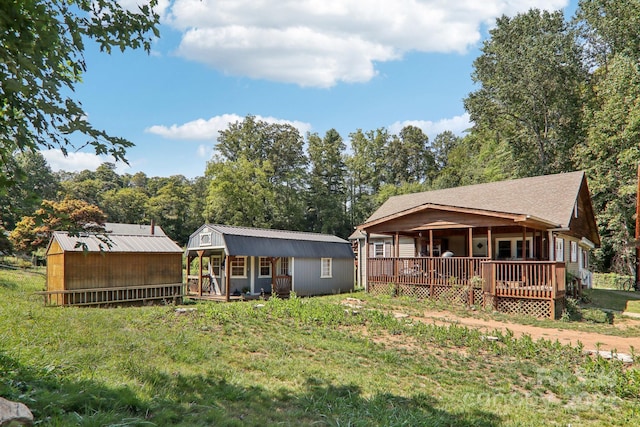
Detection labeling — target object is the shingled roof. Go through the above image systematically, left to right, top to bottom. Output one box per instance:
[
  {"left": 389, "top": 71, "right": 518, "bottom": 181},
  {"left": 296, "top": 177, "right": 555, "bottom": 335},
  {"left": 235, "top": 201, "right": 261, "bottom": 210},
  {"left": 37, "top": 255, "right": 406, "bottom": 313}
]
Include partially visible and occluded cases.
[{"left": 364, "top": 171, "right": 587, "bottom": 229}]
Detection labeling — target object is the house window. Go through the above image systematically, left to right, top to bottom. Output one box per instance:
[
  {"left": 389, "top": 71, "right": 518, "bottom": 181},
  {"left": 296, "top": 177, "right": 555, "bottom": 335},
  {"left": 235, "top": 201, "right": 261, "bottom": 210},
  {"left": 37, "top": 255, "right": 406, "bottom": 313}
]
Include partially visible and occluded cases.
[
  {"left": 200, "top": 232, "right": 212, "bottom": 246},
  {"left": 496, "top": 238, "right": 532, "bottom": 260},
  {"left": 555, "top": 238, "right": 565, "bottom": 262},
  {"left": 570, "top": 241, "right": 578, "bottom": 263},
  {"left": 373, "top": 242, "right": 384, "bottom": 257},
  {"left": 210, "top": 256, "right": 221, "bottom": 277},
  {"left": 231, "top": 257, "right": 247, "bottom": 278},
  {"left": 259, "top": 257, "right": 271, "bottom": 277},
  {"left": 279, "top": 257, "right": 290, "bottom": 276},
  {"left": 321, "top": 258, "right": 332, "bottom": 278}
]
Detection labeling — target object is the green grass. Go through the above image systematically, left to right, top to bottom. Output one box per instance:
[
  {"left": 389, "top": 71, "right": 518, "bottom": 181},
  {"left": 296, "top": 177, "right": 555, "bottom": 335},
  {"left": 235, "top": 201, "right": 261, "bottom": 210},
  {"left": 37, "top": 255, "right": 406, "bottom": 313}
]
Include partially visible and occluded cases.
[
  {"left": 1, "top": 269, "right": 639, "bottom": 426},
  {"left": 583, "top": 289, "right": 640, "bottom": 312},
  {"left": 625, "top": 300, "right": 640, "bottom": 314}
]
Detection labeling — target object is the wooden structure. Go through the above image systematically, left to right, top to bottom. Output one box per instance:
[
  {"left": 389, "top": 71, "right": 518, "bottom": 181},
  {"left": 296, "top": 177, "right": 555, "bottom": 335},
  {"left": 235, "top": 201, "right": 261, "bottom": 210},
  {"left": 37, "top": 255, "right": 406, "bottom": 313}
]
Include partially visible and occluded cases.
[
  {"left": 352, "top": 171, "right": 600, "bottom": 318},
  {"left": 43, "top": 223, "right": 183, "bottom": 306},
  {"left": 185, "top": 224, "right": 354, "bottom": 300}
]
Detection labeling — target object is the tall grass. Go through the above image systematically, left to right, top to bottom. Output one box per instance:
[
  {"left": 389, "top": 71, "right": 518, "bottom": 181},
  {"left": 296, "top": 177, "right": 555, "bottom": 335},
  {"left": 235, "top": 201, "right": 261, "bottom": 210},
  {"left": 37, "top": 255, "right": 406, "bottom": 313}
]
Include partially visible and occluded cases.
[{"left": 1, "top": 270, "right": 639, "bottom": 426}]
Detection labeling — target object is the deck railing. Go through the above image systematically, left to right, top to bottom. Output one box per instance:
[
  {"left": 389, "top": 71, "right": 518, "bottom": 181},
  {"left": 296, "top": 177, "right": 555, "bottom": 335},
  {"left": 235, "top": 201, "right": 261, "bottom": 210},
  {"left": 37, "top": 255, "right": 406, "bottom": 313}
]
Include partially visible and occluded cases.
[
  {"left": 367, "top": 257, "right": 565, "bottom": 299},
  {"left": 368, "top": 257, "right": 489, "bottom": 287},
  {"left": 482, "top": 261, "right": 565, "bottom": 300},
  {"left": 39, "top": 283, "right": 183, "bottom": 306}
]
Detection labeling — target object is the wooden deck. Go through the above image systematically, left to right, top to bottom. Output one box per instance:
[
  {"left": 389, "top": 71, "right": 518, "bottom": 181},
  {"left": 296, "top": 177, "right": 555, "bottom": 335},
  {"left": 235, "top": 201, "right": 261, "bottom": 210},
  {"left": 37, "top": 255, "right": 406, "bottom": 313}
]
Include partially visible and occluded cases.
[{"left": 367, "top": 257, "right": 566, "bottom": 318}]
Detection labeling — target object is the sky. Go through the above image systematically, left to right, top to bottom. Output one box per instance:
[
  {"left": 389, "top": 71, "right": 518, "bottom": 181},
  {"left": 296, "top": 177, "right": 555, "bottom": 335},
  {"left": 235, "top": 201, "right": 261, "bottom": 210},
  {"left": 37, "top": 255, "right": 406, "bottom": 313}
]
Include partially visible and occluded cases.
[{"left": 41, "top": 0, "right": 577, "bottom": 179}]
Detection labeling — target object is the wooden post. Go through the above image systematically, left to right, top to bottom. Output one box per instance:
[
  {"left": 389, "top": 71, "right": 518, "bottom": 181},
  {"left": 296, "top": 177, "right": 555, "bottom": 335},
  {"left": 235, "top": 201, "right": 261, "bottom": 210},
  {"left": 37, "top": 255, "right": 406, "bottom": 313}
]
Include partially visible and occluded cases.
[
  {"left": 636, "top": 163, "right": 640, "bottom": 290},
  {"left": 487, "top": 227, "right": 493, "bottom": 260},
  {"left": 468, "top": 228, "right": 473, "bottom": 257},
  {"left": 429, "top": 230, "right": 434, "bottom": 257},
  {"left": 364, "top": 232, "right": 369, "bottom": 292},
  {"left": 197, "top": 250, "right": 204, "bottom": 297},
  {"left": 225, "top": 255, "right": 231, "bottom": 302},
  {"left": 270, "top": 257, "right": 278, "bottom": 296}
]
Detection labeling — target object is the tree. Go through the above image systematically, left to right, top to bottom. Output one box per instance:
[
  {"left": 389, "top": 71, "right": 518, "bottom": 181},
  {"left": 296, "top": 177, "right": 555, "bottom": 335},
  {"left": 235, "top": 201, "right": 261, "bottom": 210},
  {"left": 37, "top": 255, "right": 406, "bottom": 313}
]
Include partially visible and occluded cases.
[
  {"left": 0, "top": 0, "right": 160, "bottom": 188},
  {"left": 574, "top": 0, "right": 640, "bottom": 69},
  {"left": 464, "top": 9, "right": 585, "bottom": 176},
  {"left": 575, "top": 54, "right": 640, "bottom": 274},
  {"left": 210, "top": 116, "right": 308, "bottom": 230},
  {"left": 386, "top": 126, "right": 436, "bottom": 185},
  {"left": 306, "top": 130, "right": 349, "bottom": 237},
  {"left": 0, "top": 151, "right": 59, "bottom": 230},
  {"left": 145, "top": 175, "right": 191, "bottom": 244},
  {"left": 100, "top": 188, "right": 149, "bottom": 224},
  {"left": 9, "top": 198, "right": 106, "bottom": 253}
]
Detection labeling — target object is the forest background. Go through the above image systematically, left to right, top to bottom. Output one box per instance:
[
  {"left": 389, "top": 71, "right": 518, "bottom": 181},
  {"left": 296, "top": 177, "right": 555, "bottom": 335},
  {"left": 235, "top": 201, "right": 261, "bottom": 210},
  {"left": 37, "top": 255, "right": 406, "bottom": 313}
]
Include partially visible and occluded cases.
[{"left": 1, "top": 1, "right": 639, "bottom": 276}]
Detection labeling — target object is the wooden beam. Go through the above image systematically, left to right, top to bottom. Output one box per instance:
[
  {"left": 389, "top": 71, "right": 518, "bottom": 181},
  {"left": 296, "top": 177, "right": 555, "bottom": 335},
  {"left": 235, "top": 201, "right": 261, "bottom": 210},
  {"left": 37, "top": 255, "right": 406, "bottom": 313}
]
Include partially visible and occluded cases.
[
  {"left": 487, "top": 227, "right": 493, "bottom": 260},
  {"left": 197, "top": 250, "right": 204, "bottom": 297},
  {"left": 225, "top": 255, "right": 231, "bottom": 302}
]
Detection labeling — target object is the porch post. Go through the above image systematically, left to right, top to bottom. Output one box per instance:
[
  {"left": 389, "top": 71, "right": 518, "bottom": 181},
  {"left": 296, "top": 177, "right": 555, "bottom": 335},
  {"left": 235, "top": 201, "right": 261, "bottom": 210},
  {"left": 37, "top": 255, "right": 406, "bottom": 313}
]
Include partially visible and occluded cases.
[
  {"left": 487, "top": 227, "right": 493, "bottom": 259},
  {"left": 522, "top": 227, "right": 527, "bottom": 259},
  {"left": 468, "top": 228, "right": 473, "bottom": 257},
  {"left": 429, "top": 230, "right": 434, "bottom": 257},
  {"left": 548, "top": 231, "right": 555, "bottom": 261},
  {"left": 364, "top": 232, "right": 369, "bottom": 292},
  {"left": 394, "top": 232, "right": 400, "bottom": 257},
  {"left": 197, "top": 250, "right": 204, "bottom": 297},
  {"left": 225, "top": 255, "right": 231, "bottom": 302},
  {"left": 270, "top": 257, "right": 278, "bottom": 295}
]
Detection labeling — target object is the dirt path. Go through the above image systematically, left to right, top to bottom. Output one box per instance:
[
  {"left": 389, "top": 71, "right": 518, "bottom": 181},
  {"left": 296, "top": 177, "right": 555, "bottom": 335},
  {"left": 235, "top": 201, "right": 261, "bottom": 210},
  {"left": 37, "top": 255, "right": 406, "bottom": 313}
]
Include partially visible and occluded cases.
[{"left": 412, "top": 309, "right": 640, "bottom": 354}]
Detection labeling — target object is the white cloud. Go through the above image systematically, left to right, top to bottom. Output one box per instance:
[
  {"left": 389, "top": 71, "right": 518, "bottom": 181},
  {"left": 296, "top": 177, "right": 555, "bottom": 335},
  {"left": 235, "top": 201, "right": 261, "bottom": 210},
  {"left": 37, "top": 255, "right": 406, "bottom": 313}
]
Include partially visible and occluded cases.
[
  {"left": 164, "top": 0, "right": 569, "bottom": 87},
  {"left": 388, "top": 113, "right": 472, "bottom": 138},
  {"left": 145, "top": 114, "right": 313, "bottom": 140},
  {"left": 40, "top": 149, "right": 132, "bottom": 174}
]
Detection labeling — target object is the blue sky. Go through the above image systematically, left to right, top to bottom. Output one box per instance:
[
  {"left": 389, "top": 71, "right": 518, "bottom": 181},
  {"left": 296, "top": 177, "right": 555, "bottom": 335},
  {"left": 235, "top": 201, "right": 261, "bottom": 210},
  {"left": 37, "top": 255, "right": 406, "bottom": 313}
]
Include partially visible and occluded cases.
[{"left": 42, "top": 0, "right": 575, "bottom": 179}]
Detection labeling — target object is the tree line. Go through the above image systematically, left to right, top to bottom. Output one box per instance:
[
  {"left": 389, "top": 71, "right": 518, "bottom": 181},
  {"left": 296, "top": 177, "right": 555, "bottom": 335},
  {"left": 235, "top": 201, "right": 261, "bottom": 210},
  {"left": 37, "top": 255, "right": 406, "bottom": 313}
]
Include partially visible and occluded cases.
[{"left": 1, "top": 0, "right": 640, "bottom": 275}]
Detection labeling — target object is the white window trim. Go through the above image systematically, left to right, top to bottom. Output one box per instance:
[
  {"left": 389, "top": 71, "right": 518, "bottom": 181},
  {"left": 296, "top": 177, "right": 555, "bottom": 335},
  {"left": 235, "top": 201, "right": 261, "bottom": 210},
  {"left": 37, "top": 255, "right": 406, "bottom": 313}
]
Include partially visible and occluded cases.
[
  {"left": 199, "top": 232, "right": 212, "bottom": 246},
  {"left": 495, "top": 237, "right": 532, "bottom": 260},
  {"left": 555, "top": 238, "right": 565, "bottom": 262},
  {"left": 570, "top": 241, "right": 578, "bottom": 263},
  {"left": 373, "top": 242, "right": 385, "bottom": 258},
  {"left": 210, "top": 256, "right": 221, "bottom": 277},
  {"left": 230, "top": 256, "right": 247, "bottom": 278},
  {"left": 258, "top": 257, "right": 272, "bottom": 278},
  {"left": 278, "top": 257, "right": 290, "bottom": 276},
  {"left": 321, "top": 258, "right": 332, "bottom": 278}
]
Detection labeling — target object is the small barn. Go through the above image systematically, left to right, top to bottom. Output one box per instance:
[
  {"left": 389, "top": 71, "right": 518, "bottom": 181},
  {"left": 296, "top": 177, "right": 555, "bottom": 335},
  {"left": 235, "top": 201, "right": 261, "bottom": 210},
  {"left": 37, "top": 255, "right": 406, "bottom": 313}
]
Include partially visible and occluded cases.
[
  {"left": 44, "top": 223, "right": 183, "bottom": 306},
  {"left": 185, "top": 224, "right": 355, "bottom": 300}
]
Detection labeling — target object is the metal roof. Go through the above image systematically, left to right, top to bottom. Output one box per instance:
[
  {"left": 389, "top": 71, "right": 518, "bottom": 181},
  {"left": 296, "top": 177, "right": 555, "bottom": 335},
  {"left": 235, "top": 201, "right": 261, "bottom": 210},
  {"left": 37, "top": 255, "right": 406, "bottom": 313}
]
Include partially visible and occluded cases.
[
  {"left": 104, "top": 223, "right": 167, "bottom": 236},
  {"left": 187, "top": 224, "right": 354, "bottom": 258},
  {"left": 51, "top": 231, "right": 183, "bottom": 253}
]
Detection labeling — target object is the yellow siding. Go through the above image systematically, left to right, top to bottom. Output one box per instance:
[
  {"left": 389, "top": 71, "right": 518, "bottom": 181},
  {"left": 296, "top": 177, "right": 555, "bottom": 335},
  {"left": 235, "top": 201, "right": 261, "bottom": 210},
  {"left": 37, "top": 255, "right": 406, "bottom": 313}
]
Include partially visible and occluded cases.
[{"left": 60, "top": 252, "right": 182, "bottom": 290}]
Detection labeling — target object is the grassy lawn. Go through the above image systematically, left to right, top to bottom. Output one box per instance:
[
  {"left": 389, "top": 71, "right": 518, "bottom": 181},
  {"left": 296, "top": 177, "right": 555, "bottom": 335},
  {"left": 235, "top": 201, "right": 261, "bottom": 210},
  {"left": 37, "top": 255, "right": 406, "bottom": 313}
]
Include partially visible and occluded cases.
[
  {"left": 1, "top": 269, "right": 639, "bottom": 426},
  {"left": 583, "top": 289, "right": 640, "bottom": 312},
  {"left": 625, "top": 300, "right": 640, "bottom": 314}
]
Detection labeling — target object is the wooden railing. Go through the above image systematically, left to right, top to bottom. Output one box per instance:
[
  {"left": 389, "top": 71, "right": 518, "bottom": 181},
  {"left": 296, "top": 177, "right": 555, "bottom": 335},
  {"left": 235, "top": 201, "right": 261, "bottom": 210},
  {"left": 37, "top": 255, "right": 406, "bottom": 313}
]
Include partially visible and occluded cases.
[
  {"left": 367, "top": 257, "right": 489, "bottom": 287},
  {"left": 482, "top": 261, "right": 565, "bottom": 300},
  {"left": 39, "top": 283, "right": 183, "bottom": 306}
]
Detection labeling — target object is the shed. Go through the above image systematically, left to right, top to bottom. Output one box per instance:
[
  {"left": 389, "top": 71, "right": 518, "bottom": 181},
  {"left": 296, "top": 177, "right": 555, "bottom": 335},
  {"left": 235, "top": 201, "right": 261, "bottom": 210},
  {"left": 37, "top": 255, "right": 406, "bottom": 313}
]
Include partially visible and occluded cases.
[
  {"left": 44, "top": 223, "right": 183, "bottom": 306},
  {"left": 185, "top": 224, "right": 355, "bottom": 299}
]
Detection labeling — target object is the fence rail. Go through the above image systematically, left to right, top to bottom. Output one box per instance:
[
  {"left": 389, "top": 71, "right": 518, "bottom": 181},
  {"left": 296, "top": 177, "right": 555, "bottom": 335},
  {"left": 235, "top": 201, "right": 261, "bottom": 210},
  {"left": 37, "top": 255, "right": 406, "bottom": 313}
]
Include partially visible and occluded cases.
[{"left": 38, "top": 283, "right": 183, "bottom": 306}]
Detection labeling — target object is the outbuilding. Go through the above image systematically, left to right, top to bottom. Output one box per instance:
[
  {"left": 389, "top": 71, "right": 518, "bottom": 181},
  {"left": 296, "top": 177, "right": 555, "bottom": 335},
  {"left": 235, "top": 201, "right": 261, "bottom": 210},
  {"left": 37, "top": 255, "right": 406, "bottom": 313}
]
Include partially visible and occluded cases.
[
  {"left": 44, "top": 223, "right": 183, "bottom": 306},
  {"left": 185, "top": 224, "right": 355, "bottom": 300}
]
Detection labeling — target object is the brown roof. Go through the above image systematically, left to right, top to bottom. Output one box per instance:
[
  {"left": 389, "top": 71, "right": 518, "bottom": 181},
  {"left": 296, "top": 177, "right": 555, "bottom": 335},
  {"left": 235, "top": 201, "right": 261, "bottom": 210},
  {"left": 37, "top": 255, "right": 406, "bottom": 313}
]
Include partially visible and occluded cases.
[{"left": 364, "top": 171, "right": 587, "bottom": 229}]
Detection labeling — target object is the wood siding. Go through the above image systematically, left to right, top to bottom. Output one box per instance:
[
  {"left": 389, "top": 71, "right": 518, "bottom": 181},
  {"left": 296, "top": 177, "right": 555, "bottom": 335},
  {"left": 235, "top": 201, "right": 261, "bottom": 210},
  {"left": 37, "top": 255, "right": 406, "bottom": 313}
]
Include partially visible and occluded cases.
[
  {"left": 57, "top": 252, "right": 182, "bottom": 290},
  {"left": 292, "top": 258, "right": 354, "bottom": 296}
]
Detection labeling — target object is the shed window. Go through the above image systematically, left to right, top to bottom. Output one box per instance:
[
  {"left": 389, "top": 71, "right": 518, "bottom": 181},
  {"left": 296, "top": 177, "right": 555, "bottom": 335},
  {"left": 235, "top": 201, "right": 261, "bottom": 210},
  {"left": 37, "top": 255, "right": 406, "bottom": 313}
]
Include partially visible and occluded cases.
[
  {"left": 200, "top": 232, "right": 212, "bottom": 246},
  {"left": 210, "top": 256, "right": 221, "bottom": 277},
  {"left": 231, "top": 257, "right": 247, "bottom": 278},
  {"left": 259, "top": 257, "right": 271, "bottom": 278},
  {"left": 279, "top": 257, "right": 290, "bottom": 275},
  {"left": 321, "top": 258, "right": 332, "bottom": 278}
]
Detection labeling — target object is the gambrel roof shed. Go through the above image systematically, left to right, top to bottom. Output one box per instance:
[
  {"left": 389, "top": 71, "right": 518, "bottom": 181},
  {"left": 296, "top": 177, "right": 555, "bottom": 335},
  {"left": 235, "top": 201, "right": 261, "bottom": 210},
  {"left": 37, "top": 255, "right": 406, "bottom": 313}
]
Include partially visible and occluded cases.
[{"left": 186, "top": 224, "right": 354, "bottom": 258}]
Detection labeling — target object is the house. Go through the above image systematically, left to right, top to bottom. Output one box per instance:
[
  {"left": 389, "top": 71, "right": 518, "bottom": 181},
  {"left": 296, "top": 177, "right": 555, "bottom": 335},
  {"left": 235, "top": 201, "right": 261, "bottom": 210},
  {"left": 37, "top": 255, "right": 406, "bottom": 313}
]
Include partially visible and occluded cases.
[
  {"left": 352, "top": 171, "right": 600, "bottom": 318},
  {"left": 44, "top": 223, "right": 183, "bottom": 306},
  {"left": 185, "top": 224, "right": 355, "bottom": 300}
]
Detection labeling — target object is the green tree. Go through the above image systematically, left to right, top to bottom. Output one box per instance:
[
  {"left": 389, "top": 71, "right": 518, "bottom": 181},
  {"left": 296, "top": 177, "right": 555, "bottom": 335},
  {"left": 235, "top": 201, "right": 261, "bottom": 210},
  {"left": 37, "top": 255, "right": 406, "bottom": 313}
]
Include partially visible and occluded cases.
[
  {"left": 0, "top": 0, "right": 159, "bottom": 188},
  {"left": 574, "top": 0, "right": 640, "bottom": 69},
  {"left": 465, "top": 9, "right": 585, "bottom": 176},
  {"left": 575, "top": 54, "right": 640, "bottom": 274},
  {"left": 386, "top": 126, "right": 436, "bottom": 185},
  {"left": 306, "top": 130, "right": 349, "bottom": 237},
  {"left": 0, "top": 151, "right": 59, "bottom": 230},
  {"left": 145, "top": 175, "right": 191, "bottom": 244},
  {"left": 100, "top": 187, "right": 149, "bottom": 224}
]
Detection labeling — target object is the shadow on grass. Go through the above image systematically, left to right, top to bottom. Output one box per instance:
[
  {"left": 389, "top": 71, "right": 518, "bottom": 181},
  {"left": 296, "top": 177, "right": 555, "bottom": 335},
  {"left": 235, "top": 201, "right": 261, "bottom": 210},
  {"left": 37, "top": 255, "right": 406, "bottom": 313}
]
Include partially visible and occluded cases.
[{"left": 1, "top": 352, "right": 501, "bottom": 426}]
